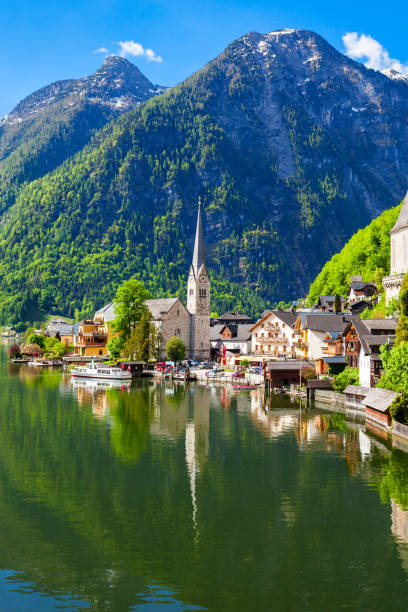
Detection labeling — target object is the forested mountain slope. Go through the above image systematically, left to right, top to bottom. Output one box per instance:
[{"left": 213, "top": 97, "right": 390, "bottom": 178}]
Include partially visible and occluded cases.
[
  {"left": 1, "top": 29, "right": 408, "bottom": 323},
  {"left": 0, "top": 57, "right": 165, "bottom": 214},
  {"left": 308, "top": 205, "right": 400, "bottom": 303}
]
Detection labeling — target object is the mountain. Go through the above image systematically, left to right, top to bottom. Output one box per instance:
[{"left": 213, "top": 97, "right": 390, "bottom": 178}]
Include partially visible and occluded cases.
[
  {"left": 1, "top": 29, "right": 408, "bottom": 324},
  {"left": 0, "top": 57, "right": 166, "bottom": 212},
  {"left": 308, "top": 204, "right": 400, "bottom": 304}
]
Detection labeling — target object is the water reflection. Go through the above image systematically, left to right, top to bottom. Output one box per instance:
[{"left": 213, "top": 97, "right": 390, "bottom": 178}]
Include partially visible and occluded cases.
[{"left": 2, "top": 357, "right": 408, "bottom": 609}]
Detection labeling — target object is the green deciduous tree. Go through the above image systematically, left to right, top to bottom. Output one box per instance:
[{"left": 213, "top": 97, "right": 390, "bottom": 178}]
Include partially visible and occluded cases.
[
  {"left": 110, "top": 279, "right": 152, "bottom": 341},
  {"left": 124, "top": 311, "right": 160, "bottom": 362},
  {"left": 26, "top": 333, "right": 46, "bottom": 349},
  {"left": 107, "top": 336, "right": 124, "bottom": 360},
  {"left": 166, "top": 337, "right": 186, "bottom": 363},
  {"left": 378, "top": 342, "right": 408, "bottom": 394},
  {"left": 332, "top": 367, "right": 359, "bottom": 393},
  {"left": 390, "top": 395, "right": 408, "bottom": 426}
]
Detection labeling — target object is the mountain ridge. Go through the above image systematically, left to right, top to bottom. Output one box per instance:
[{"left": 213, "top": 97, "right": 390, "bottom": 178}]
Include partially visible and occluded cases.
[{"left": 1, "top": 29, "right": 408, "bottom": 323}]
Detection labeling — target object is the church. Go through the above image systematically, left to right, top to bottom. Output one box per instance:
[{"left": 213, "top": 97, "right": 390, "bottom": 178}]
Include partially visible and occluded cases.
[
  {"left": 383, "top": 190, "right": 408, "bottom": 303},
  {"left": 95, "top": 203, "right": 211, "bottom": 360}
]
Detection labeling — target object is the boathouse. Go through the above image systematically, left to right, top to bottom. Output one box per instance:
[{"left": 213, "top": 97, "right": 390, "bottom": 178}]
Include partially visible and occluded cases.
[{"left": 364, "top": 387, "right": 398, "bottom": 431}]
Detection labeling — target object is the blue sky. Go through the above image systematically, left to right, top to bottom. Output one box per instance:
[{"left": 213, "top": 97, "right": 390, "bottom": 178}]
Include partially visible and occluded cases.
[{"left": 1, "top": 0, "right": 407, "bottom": 116}]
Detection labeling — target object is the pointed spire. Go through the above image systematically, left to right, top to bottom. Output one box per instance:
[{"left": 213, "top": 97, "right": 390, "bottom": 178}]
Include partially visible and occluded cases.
[{"left": 192, "top": 197, "right": 206, "bottom": 275}]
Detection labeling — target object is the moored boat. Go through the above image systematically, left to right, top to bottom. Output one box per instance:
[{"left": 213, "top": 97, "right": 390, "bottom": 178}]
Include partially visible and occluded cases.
[
  {"left": 71, "top": 361, "right": 132, "bottom": 380},
  {"left": 233, "top": 384, "right": 260, "bottom": 391}
]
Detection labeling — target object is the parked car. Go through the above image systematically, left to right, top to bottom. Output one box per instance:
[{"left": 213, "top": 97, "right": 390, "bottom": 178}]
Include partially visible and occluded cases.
[
  {"left": 248, "top": 366, "right": 260, "bottom": 374},
  {"left": 231, "top": 372, "right": 245, "bottom": 378}
]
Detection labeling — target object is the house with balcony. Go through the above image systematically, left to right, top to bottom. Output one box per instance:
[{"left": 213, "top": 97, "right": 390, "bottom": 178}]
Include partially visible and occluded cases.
[
  {"left": 347, "top": 276, "right": 378, "bottom": 305},
  {"left": 250, "top": 311, "right": 300, "bottom": 359},
  {"left": 294, "top": 313, "right": 351, "bottom": 361},
  {"left": 342, "top": 317, "right": 397, "bottom": 388},
  {"left": 73, "top": 319, "right": 109, "bottom": 357}
]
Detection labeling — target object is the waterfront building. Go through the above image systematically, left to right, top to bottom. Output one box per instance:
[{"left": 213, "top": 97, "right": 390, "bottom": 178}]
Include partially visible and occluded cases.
[
  {"left": 383, "top": 190, "right": 408, "bottom": 303},
  {"left": 96, "top": 202, "right": 211, "bottom": 359},
  {"left": 250, "top": 310, "right": 300, "bottom": 358},
  {"left": 294, "top": 313, "right": 350, "bottom": 360},
  {"left": 343, "top": 317, "right": 397, "bottom": 387},
  {"left": 73, "top": 318, "right": 109, "bottom": 357}
]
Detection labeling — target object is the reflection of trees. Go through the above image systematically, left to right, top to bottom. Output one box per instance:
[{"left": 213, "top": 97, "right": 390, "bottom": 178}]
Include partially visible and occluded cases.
[
  {"left": 2, "top": 358, "right": 408, "bottom": 609},
  {"left": 108, "top": 386, "right": 155, "bottom": 462}
]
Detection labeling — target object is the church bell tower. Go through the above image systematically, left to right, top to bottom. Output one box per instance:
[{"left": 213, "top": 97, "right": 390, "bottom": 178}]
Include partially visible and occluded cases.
[{"left": 187, "top": 199, "right": 210, "bottom": 359}]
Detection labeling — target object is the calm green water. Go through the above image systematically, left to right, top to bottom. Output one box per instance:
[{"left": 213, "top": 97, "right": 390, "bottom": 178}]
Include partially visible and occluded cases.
[{"left": 1, "top": 347, "right": 408, "bottom": 611}]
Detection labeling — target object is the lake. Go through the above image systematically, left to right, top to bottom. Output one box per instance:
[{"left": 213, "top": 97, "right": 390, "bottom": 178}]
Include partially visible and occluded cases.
[{"left": 1, "top": 346, "right": 408, "bottom": 611}]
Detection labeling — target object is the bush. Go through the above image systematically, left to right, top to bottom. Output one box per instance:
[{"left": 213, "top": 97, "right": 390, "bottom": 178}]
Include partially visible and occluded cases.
[
  {"left": 166, "top": 337, "right": 186, "bottom": 362},
  {"left": 8, "top": 344, "right": 21, "bottom": 359},
  {"left": 241, "top": 359, "right": 250, "bottom": 367},
  {"left": 301, "top": 366, "right": 316, "bottom": 381},
  {"left": 332, "top": 367, "right": 359, "bottom": 393},
  {"left": 390, "top": 395, "right": 408, "bottom": 426}
]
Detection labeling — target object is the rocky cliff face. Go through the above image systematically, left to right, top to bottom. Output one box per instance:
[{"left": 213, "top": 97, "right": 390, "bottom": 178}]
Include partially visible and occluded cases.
[
  {"left": 1, "top": 29, "right": 408, "bottom": 321},
  {"left": 0, "top": 56, "right": 165, "bottom": 127}
]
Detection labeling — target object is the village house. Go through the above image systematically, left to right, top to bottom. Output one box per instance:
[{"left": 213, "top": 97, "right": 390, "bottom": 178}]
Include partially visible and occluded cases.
[
  {"left": 383, "top": 190, "right": 408, "bottom": 303},
  {"left": 96, "top": 203, "right": 211, "bottom": 360},
  {"left": 347, "top": 276, "right": 377, "bottom": 305},
  {"left": 315, "top": 295, "right": 346, "bottom": 312},
  {"left": 250, "top": 310, "right": 300, "bottom": 359},
  {"left": 210, "top": 313, "right": 254, "bottom": 361},
  {"left": 295, "top": 313, "right": 350, "bottom": 361},
  {"left": 343, "top": 317, "right": 397, "bottom": 387},
  {"left": 73, "top": 318, "right": 109, "bottom": 357},
  {"left": 46, "top": 319, "right": 75, "bottom": 346},
  {"left": 315, "top": 330, "right": 346, "bottom": 376}
]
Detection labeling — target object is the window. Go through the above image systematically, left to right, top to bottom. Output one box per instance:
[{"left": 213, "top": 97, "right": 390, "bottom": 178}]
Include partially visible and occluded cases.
[
  {"left": 199, "top": 288, "right": 206, "bottom": 298},
  {"left": 190, "top": 289, "right": 194, "bottom": 296},
  {"left": 177, "top": 309, "right": 179, "bottom": 316},
  {"left": 175, "top": 328, "right": 181, "bottom": 337}
]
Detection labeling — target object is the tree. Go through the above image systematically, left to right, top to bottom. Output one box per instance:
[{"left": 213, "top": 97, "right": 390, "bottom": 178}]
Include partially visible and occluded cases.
[
  {"left": 396, "top": 273, "right": 408, "bottom": 344},
  {"left": 110, "top": 279, "right": 152, "bottom": 340},
  {"left": 334, "top": 294, "right": 342, "bottom": 313},
  {"left": 124, "top": 311, "right": 160, "bottom": 362},
  {"left": 26, "top": 333, "right": 46, "bottom": 349},
  {"left": 107, "top": 336, "right": 124, "bottom": 360},
  {"left": 166, "top": 337, "right": 186, "bottom": 363},
  {"left": 378, "top": 342, "right": 408, "bottom": 394},
  {"left": 20, "top": 343, "right": 43, "bottom": 356},
  {"left": 8, "top": 344, "right": 21, "bottom": 359},
  {"left": 332, "top": 367, "right": 359, "bottom": 393},
  {"left": 390, "top": 395, "right": 408, "bottom": 426}
]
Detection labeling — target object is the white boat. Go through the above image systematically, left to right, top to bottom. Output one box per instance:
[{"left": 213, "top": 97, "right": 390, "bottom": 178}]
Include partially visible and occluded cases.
[{"left": 71, "top": 361, "right": 132, "bottom": 380}]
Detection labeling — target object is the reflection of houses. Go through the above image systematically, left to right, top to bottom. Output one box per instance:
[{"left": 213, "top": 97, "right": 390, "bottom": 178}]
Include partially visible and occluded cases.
[
  {"left": 383, "top": 190, "right": 408, "bottom": 302},
  {"left": 250, "top": 311, "right": 300, "bottom": 358}
]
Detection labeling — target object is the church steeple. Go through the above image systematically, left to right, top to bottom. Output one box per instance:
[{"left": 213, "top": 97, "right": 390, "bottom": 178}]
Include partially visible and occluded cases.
[
  {"left": 192, "top": 198, "right": 206, "bottom": 276},
  {"left": 187, "top": 199, "right": 210, "bottom": 359}
]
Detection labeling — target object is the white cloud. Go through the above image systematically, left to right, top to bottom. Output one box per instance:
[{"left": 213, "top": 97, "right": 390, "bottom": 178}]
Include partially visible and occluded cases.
[
  {"left": 343, "top": 32, "right": 408, "bottom": 75},
  {"left": 117, "top": 40, "right": 162, "bottom": 63},
  {"left": 92, "top": 47, "right": 109, "bottom": 54}
]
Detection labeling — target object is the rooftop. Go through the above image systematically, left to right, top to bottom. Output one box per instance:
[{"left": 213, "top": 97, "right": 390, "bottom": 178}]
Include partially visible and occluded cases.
[
  {"left": 391, "top": 190, "right": 408, "bottom": 233},
  {"left": 364, "top": 388, "right": 398, "bottom": 412}
]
